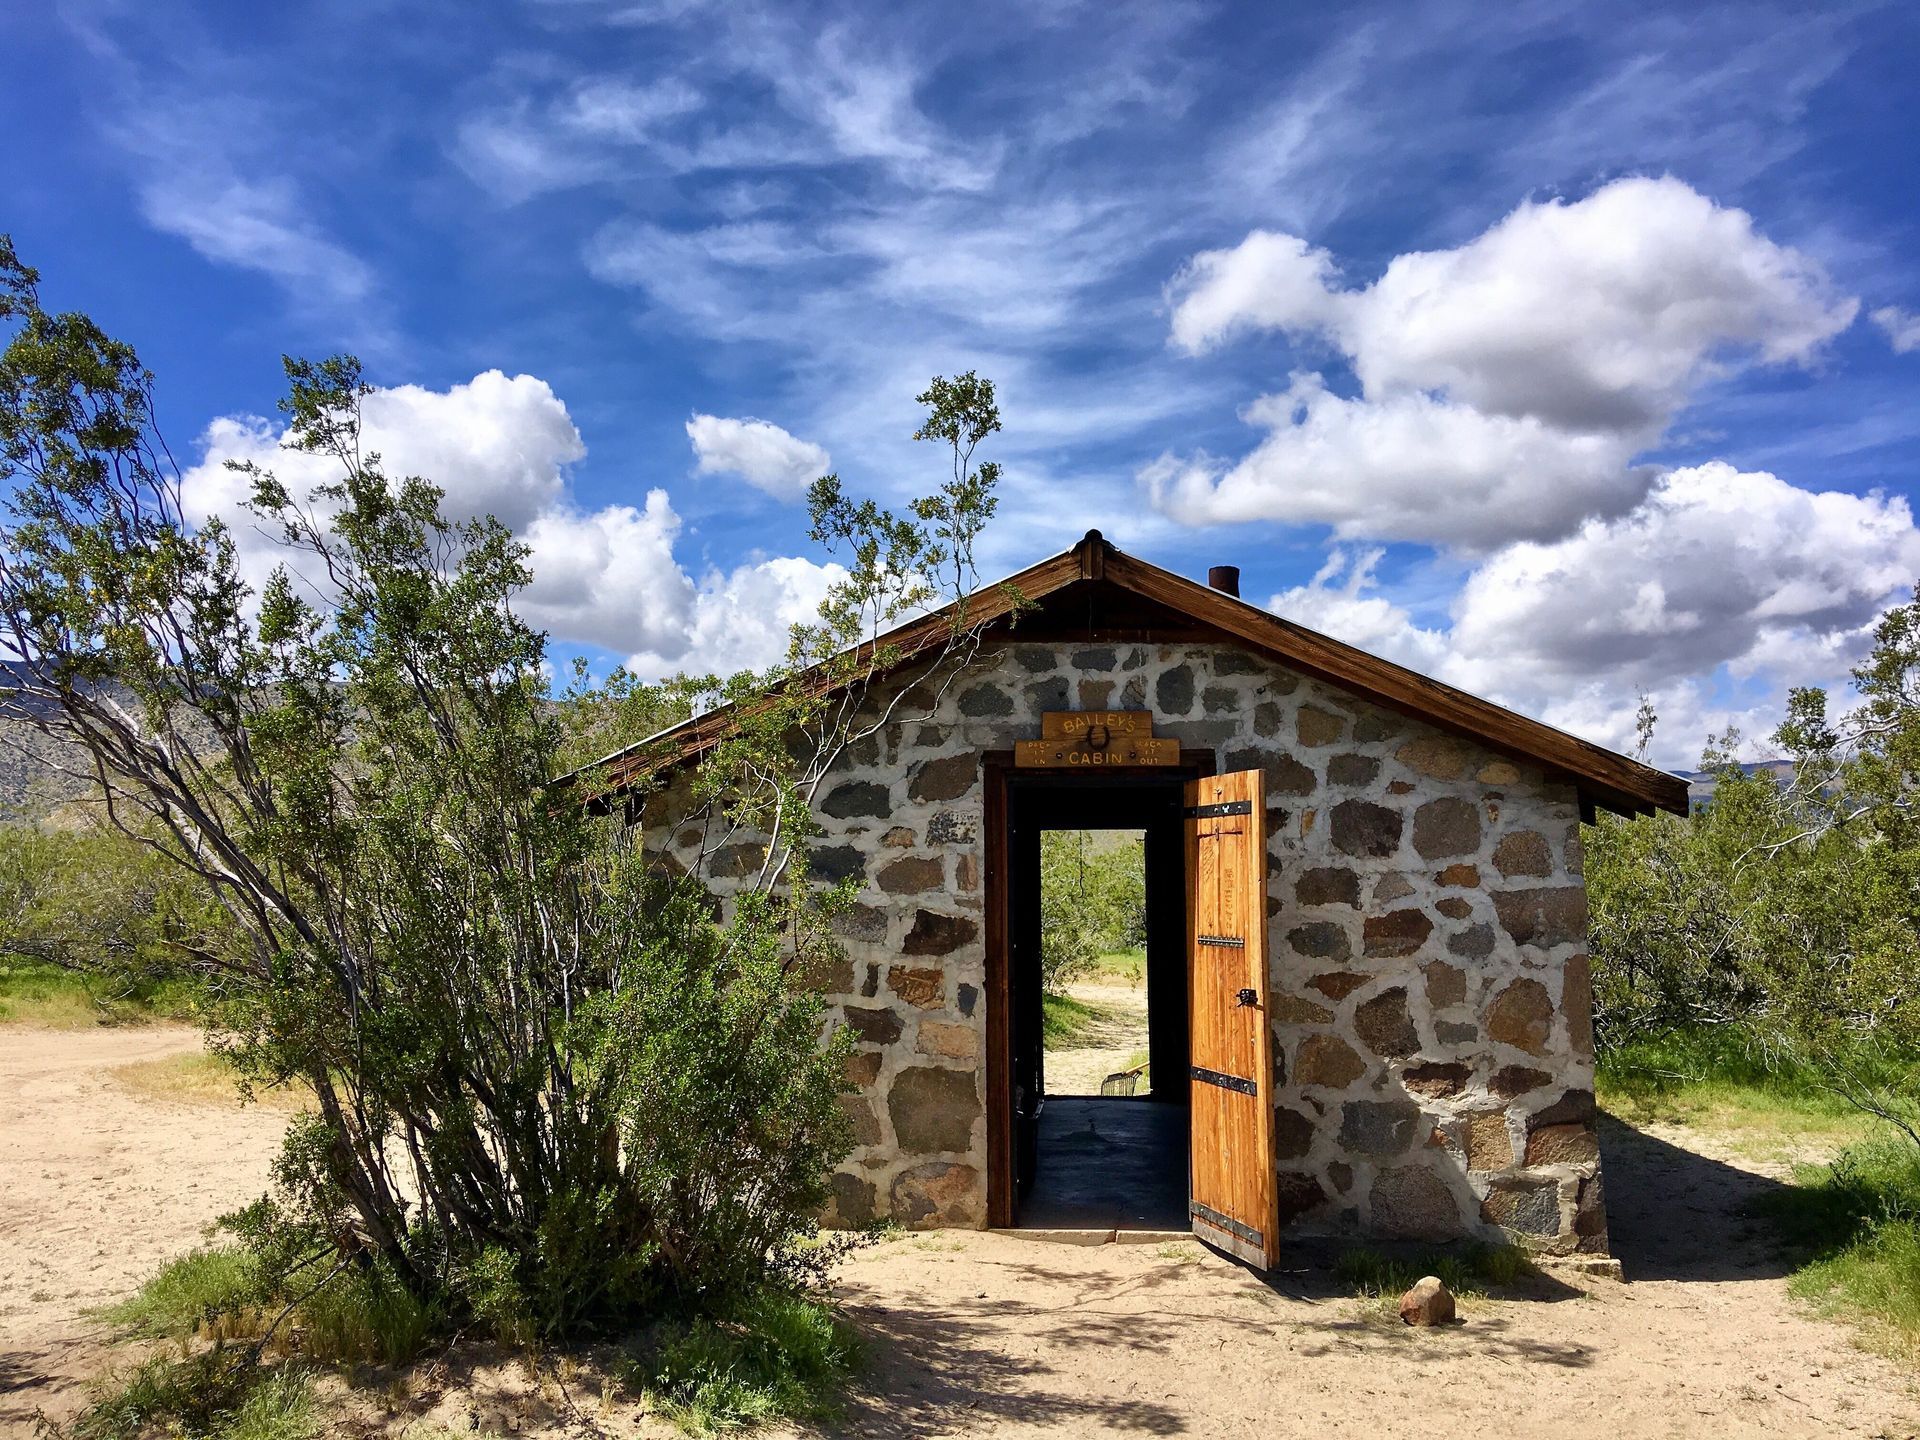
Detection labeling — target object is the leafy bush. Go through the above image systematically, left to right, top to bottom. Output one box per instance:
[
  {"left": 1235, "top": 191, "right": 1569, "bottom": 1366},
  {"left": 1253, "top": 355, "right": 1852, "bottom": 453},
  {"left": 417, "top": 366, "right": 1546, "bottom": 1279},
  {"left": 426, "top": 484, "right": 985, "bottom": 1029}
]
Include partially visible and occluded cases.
[
  {"left": 1, "top": 242, "right": 1017, "bottom": 1357},
  {"left": 1586, "top": 596, "right": 1920, "bottom": 1080},
  {"left": 0, "top": 824, "right": 210, "bottom": 1025},
  {"left": 621, "top": 1291, "right": 861, "bottom": 1433}
]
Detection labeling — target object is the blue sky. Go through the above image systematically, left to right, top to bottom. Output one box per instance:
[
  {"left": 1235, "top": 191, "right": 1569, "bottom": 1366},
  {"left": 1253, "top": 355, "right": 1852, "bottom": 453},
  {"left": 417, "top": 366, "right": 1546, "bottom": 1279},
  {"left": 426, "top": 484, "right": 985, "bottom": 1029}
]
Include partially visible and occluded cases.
[{"left": 4, "top": 0, "right": 1918, "bottom": 765}]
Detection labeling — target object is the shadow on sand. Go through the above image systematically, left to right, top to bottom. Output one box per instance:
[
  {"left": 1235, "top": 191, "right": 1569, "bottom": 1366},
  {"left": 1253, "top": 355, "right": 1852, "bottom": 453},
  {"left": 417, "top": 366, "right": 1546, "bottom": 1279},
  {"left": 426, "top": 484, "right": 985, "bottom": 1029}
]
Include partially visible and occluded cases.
[{"left": 821, "top": 1113, "right": 1809, "bottom": 1435}]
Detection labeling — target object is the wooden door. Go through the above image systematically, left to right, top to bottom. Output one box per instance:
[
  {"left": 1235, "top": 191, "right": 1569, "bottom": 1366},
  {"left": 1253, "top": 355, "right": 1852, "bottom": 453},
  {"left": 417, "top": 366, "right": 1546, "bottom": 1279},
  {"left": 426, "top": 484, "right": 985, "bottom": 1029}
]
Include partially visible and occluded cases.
[{"left": 1185, "top": 769, "right": 1278, "bottom": 1267}]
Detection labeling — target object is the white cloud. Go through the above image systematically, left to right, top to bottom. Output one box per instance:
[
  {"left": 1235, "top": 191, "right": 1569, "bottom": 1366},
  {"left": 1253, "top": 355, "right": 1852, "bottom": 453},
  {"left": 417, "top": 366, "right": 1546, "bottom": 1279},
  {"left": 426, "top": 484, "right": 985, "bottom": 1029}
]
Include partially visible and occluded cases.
[
  {"left": 137, "top": 170, "right": 374, "bottom": 309},
  {"left": 1158, "top": 177, "right": 1858, "bottom": 549},
  {"left": 1334, "top": 178, "right": 1855, "bottom": 431},
  {"left": 1167, "top": 231, "right": 1343, "bottom": 354},
  {"left": 1872, "top": 306, "right": 1920, "bottom": 354},
  {"left": 184, "top": 370, "right": 585, "bottom": 540},
  {"left": 181, "top": 371, "right": 837, "bottom": 677},
  {"left": 1144, "top": 373, "right": 1651, "bottom": 548},
  {"left": 686, "top": 414, "right": 830, "bottom": 500},
  {"left": 1268, "top": 462, "right": 1920, "bottom": 763},
  {"left": 1443, "top": 462, "right": 1920, "bottom": 696},
  {"left": 517, "top": 492, "right": 697, "bottom": 657},
  {"left": 1269, "top": 549, "right": 1450, "bottom": 676},
  {"left": 627, "top": 555, "right": 846, "bottom": 680}
]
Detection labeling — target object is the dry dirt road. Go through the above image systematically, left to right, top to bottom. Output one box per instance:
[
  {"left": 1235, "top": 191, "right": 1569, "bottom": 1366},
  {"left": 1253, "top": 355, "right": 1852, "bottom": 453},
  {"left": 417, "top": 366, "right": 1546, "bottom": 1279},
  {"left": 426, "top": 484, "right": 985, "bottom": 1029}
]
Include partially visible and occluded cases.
[
  {"left": 1044, "top": 979, "right": 1151, "bottom": 1096},
  {"left": 0, "top": 1025, "right": 288, "bottom": 1430},
  {"left": 4, "top": 1025, "right": 1918, "bottom": 1439}
]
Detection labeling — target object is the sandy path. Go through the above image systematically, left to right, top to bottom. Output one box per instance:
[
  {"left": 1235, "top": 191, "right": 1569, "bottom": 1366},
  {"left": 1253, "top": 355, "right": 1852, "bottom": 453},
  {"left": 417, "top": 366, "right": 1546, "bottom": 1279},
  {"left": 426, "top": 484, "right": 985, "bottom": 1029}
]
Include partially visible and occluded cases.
[
  {"left": 1045, "top": 980, "right": 1150, "bottom": 1096},
  {"left": 0, "top": 1025, "right": 286, "bottom": 1429},
  {"left": 5, "top": 1028, "right": 1919, "bottom": 1438},
  {"left": 826, "top": 1117, "right": 1920, "bottom": 1439}
]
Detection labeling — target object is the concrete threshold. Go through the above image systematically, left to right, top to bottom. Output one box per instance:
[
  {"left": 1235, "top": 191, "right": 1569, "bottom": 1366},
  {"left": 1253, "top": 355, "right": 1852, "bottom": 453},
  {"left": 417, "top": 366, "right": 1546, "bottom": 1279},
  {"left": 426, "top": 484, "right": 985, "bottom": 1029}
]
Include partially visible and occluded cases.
[{"left": 992, "top": 1227, "right": 1191, "bottom": 1248}]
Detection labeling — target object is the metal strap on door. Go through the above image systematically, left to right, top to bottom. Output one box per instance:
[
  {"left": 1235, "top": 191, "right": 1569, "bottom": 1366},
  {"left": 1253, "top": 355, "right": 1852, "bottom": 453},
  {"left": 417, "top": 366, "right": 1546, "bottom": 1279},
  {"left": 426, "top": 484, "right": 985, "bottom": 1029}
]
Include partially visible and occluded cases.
[
  {"left": 1184, "top": 800, "right": 1252, "bottom": 819},
  {"left": 1189, "top": 1063, "right": 1258, "bottom": 1096}
]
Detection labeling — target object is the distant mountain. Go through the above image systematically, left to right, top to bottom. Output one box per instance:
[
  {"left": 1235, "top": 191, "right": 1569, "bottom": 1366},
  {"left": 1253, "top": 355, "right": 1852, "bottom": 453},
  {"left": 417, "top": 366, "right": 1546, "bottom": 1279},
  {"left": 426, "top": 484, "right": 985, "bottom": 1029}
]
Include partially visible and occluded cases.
[{"left": 1672, "top": 759, "right": 1798, "bottom": 812}]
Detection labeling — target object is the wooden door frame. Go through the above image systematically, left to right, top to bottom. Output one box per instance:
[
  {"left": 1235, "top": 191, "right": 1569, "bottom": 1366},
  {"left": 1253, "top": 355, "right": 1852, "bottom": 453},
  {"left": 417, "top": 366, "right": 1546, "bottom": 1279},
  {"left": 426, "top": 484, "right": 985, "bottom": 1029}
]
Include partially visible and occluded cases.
[{"left": 981, "top": 747, "right": 1217, "bottom": 1228}]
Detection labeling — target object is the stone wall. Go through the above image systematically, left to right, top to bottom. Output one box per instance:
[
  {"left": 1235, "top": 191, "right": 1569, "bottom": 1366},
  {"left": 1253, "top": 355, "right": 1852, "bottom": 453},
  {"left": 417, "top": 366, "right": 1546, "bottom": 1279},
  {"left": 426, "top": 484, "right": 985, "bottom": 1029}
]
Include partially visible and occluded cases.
[{"left": 641, "top": 639, "right": 1606, "bottom": 1254}]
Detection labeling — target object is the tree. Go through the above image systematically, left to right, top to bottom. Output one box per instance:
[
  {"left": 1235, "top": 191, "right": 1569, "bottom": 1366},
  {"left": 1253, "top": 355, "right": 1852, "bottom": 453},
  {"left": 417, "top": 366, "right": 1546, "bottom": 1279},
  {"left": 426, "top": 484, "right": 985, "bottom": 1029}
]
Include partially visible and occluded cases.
[
  {"left": 0, "top": 234, "right": 1004, "bottom": 1336},
  {"left": 1586, "top": 602, "right": 1920, "bottom": 1134},
  {"left": 1037, "top": 830, "right": 1146, "bottom": 994}
]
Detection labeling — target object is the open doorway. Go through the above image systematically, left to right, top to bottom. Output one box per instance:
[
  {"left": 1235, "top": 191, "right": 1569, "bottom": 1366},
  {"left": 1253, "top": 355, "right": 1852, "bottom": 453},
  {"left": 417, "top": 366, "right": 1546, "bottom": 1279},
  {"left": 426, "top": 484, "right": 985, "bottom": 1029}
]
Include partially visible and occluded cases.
[
  {"left": 999, "top": 768, "right": 1198, "bottom": 1231},
  {"left": 1039, "top": 828, "right": 1151, "bottom": 1098}
]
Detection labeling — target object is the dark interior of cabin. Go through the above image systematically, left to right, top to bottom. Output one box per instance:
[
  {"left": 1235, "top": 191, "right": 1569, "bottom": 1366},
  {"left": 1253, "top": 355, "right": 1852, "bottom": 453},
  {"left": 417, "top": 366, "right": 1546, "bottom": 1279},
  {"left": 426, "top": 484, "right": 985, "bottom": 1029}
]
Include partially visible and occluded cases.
[{"left": 1007, "top": 770, "right": 1192, "bottom": 1230}]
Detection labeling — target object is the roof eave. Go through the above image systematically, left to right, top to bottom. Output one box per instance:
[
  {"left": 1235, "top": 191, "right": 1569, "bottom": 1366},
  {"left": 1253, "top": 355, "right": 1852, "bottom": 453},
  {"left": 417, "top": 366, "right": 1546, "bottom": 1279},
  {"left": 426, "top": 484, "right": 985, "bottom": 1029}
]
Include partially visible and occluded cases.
[{"left": 561, "top": 530, "right": 1689, "bottom": 820}]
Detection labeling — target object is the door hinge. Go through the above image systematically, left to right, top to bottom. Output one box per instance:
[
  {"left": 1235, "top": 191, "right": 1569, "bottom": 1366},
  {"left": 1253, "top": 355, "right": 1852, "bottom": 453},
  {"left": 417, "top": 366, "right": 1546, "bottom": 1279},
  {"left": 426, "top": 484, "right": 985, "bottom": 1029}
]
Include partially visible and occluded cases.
[
  {"left": 1184, "top": 800, "right": 1252, "bottom": 819},
  {"left": 1190, "top": 1063, "right": 1258, "bottom": 1096},
  {"left": 1191, "top": 1200, "right": 1265, "bottom": 1248}
]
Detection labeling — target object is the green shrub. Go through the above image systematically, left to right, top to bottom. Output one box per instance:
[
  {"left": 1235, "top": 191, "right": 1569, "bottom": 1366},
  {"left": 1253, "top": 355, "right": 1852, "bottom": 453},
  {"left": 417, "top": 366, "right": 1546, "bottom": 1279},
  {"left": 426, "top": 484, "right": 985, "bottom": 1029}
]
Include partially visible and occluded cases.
[
  {"left": 0, "top": 825, "right": 219, "bottom": 1018},
  {"left": 1038, "top": 830, "right": 1145, "bottom": 994},
  {"left": 0, "top": 959, "right": 195, "bottom": 1028},
  {"left": 300, "top": 1261, "right": 443, "bottom": 1368},
  {"left": 621, "top": 1291, "right": 861, "bottom": 1433}
]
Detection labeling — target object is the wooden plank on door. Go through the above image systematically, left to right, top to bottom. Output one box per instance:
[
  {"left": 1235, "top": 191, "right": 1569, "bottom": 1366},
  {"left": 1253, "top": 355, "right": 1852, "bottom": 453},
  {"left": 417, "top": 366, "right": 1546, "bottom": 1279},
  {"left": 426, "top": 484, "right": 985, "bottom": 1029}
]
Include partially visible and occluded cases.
[{"left": 1185, "top": 769, "right": 1278, "bottom": 1268}]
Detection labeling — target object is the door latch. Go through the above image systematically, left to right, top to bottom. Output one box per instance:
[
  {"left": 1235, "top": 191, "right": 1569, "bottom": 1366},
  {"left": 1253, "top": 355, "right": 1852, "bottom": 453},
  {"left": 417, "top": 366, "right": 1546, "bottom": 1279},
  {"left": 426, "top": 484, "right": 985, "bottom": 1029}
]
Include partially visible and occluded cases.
[{"left": 1235, "top": 988, "right": 1259, "bottom": 1008}]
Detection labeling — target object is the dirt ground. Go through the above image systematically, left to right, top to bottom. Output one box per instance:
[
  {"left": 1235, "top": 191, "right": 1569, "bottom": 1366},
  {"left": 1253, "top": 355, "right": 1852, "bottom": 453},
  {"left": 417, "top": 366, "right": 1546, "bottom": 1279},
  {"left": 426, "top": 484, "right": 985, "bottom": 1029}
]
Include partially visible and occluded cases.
[
  {"left": 1045, "top": 979, "right": 1151, "bottom": 1096},
  {"left": 0, "top": 1026, "right": 288, "bottom": 1430},
  {"left": 5, "top": 1026, "right": 1920, "bottom": 1439}
]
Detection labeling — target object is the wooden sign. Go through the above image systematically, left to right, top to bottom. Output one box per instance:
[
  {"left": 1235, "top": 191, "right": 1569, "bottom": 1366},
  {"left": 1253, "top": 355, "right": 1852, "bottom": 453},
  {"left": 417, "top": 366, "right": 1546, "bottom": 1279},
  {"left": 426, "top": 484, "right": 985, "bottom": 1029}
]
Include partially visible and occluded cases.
[
  {"left": 1041, "top": 710, "right": 1152, "bottom": 741},
  {"left": 1015, "top": 711, "right": 1181, "bottom": 768}
]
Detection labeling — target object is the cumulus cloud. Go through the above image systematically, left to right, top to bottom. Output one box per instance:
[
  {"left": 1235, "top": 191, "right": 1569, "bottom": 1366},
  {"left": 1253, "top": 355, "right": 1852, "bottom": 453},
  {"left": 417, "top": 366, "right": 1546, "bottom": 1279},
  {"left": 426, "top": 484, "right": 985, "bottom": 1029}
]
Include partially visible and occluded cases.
[
  {"left": 1158, "top": 177, "right": 1858, "bottom": 549},
  {"left": 1872, "top": 305, "right": 1920, "bottom": 354},
  {"left": 183, "top": 370, "right": 585, "bottom": 542},
  {"left": 181, "top": 371, "right": 838, "bottom": 677},
  {"left": 1144, "top": 373, "right": 1651, "bottom": 547},
  {"left": 686, "top": 414, "right": 831, "bottom": 499},
  {"left": 1443, "top": 462, "right": 1920, "bottom": 693},
  {"left": 1268, "top": 463, "right": 1920, "bottom": 762},
  {"left": 1269, "top": 549, "right": 1451, "bottom": 677},
  {"left": 627, "top": 556, "right": 846, "bottom": 681}
]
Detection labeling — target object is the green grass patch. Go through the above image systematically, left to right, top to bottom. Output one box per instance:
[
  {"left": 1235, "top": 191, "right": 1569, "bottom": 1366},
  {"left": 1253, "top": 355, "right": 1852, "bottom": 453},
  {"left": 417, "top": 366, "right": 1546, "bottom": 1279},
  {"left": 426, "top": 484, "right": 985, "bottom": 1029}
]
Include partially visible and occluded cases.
[
  {"left": 1091, "top": 948, "right": 1145, "bottom": 982},
  {"left": 0, "top": 962, "right": 194, "bottom": 1028},
  {"left": 1041, "top": 990, "right": 1111, "bottom": 1045},
  {"left": 1596, "top": 1028, "right": 1902, "bottom": 1150},
  {"left": 1754, "top": 1137, "right": 1920, "bottom": 1364},
  {"left": 1333, "top": 1240, "right": 1533, "bottom": 1312},
  {"left": 102, "top": 1242, "right": 440, "bottom": 1370},
  {"left": 76, "top": 1245, "right": 442, "bottom": 1438},
  {"left": 100, "top": 1246, "right": 266, "bottom": 1341},
  {"left": 299, "top": 1262, "right": 444, "bottom": 1368},
  {"left": 620, "top": 1290, "right": 861, "bottom": 1433},
  {"left": 63, "top": 1352, "right": 316, "bottom": 1440}
]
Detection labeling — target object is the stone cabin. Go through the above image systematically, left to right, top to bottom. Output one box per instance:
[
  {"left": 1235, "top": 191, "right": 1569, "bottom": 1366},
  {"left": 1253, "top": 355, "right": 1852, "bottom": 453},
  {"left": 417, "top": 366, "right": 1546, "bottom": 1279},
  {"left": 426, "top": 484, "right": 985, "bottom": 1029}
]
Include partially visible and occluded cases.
[{"left": 577, "top": 531, "right": 1686, "bottom": 1261}]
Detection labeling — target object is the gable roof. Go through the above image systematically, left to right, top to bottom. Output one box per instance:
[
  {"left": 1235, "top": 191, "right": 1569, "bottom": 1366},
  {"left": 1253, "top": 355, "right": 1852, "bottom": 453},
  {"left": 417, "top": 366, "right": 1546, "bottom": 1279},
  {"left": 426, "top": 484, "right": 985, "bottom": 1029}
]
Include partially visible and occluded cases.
[{"left": 562, "top": 530, "right": 1688, "bottom": 818}]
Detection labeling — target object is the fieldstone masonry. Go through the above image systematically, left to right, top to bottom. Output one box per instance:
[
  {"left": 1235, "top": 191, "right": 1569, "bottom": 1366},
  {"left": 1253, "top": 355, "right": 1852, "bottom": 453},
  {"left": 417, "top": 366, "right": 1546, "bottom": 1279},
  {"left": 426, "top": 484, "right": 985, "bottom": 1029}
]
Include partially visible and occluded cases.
[{"left": 641, "top": 640, "right": 1607, "bottom": 1254}]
